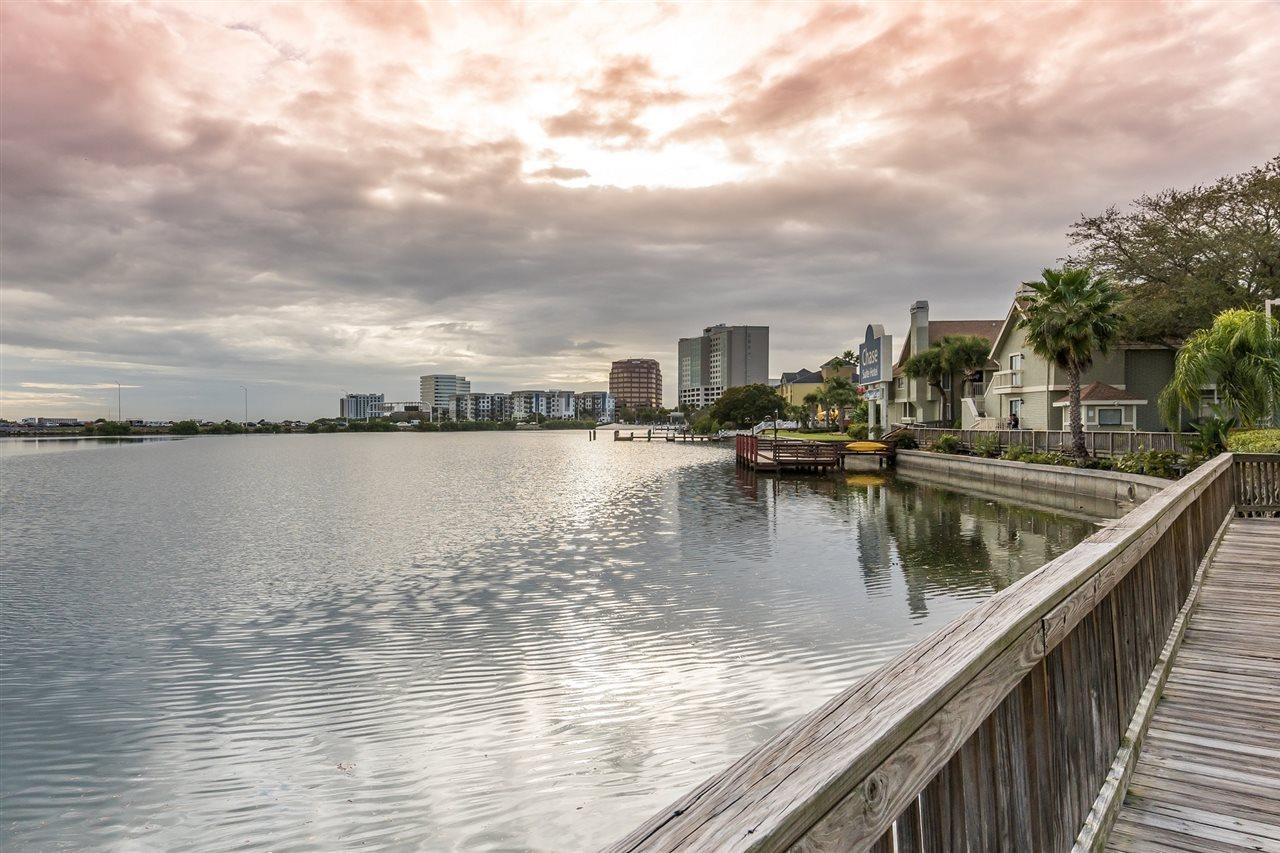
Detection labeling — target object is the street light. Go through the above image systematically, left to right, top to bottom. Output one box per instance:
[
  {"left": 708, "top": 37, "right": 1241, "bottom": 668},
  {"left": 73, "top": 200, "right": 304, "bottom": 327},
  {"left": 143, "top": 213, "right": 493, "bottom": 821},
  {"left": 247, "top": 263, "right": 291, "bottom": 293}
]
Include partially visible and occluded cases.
[
  {"left": 1267, "top": 299, "right": 1279, "bottom": 426},
  {"left": 115, "top": 381, "right": 122, "bottom": 422},
  {"left": 239, "top": 385, "right": 248, "bottom": 425}
]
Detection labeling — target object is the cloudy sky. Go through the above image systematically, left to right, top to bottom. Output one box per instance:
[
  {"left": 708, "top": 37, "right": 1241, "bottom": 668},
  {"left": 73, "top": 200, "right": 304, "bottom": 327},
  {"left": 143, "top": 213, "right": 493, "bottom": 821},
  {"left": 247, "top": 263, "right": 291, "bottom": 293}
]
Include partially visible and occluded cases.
[{"left": 2, "top": 1, "right": 1278, "bottom": 420}]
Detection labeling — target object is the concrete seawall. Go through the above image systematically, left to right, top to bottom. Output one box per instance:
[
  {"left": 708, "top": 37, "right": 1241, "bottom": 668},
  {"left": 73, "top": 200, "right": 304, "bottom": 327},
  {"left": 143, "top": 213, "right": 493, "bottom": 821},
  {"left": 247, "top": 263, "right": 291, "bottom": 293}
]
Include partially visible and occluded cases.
[{"left": 894, "top": 449, "right": 1171, "bottom": 517}]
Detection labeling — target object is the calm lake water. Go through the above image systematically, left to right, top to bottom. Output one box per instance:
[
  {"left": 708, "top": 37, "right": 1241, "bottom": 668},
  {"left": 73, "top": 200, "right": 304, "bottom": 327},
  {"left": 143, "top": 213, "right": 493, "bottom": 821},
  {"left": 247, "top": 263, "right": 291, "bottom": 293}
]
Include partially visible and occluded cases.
[{"left": 0, "top": 433, "right": 1100, "bottom": 851}]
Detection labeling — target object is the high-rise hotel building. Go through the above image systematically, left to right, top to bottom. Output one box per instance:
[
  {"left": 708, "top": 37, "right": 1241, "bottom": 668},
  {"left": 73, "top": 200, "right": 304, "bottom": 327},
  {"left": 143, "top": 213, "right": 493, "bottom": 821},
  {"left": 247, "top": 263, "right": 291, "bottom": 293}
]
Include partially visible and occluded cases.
[
  {"left": 677, "top": 324, "right": 769, "bottom": 408},
  {"left": 609, "top": 359, "right": 662, "bottom": 410}
]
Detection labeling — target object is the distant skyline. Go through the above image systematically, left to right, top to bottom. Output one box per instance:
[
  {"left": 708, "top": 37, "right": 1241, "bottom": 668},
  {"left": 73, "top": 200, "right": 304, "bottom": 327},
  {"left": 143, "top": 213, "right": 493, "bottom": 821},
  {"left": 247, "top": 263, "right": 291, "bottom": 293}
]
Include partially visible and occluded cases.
[{"left": 3, "top": 1, "right": 1279, "bottom": 420}]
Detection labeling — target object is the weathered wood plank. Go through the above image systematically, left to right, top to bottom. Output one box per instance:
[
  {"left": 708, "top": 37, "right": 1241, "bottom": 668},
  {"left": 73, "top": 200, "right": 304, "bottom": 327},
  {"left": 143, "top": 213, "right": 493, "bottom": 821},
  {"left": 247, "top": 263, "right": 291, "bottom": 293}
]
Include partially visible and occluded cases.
[{"left": 1102, "top": 513, "right": 1280, "bottom": 852}]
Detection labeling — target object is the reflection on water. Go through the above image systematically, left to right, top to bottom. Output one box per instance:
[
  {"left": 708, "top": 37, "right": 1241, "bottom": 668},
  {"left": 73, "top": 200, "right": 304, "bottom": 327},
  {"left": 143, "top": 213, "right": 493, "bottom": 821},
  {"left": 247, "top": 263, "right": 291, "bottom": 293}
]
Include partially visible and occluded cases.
[
  {"left": 0, "top": 434, "right": 1099, "bottom": 851},
  {"left": 0, "top": 436, "right": 185, "bottom": 458}
]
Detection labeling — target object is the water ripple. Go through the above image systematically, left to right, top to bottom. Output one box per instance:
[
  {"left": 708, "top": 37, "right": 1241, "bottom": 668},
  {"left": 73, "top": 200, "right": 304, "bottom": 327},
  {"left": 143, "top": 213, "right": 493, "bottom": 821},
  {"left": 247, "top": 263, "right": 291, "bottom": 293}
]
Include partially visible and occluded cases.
[{"left": 1, "top": 433, "right": 1097, "bottom": 850}]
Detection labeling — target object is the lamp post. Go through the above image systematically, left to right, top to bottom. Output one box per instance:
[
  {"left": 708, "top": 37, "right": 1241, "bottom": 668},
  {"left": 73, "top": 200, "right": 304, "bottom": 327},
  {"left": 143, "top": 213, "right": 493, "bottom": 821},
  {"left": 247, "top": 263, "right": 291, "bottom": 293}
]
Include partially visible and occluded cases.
[
  {"left": 1267, "top": 299, "right": 1279, "bottom": 426},
  {"left": 115, "top": 381, "right": 122, "bottom": 422},
  {"left": 239, "top": 385, "right": 248, "bottom": 426}
]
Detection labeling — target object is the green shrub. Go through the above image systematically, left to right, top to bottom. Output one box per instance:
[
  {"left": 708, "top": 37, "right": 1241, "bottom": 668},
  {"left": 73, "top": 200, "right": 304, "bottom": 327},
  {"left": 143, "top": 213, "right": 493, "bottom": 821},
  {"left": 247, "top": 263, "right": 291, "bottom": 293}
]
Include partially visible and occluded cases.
[
  {"left": 171, "top": 420, "right": 200, "bottom": 435},
  {"left": 846, "top": 422, "right": 869, "bottom": 440},
  {"left": 1227, "top": 428, "right": 1280, "bottom": 454},
  {"left": 894, "top": 433, "right": 918, "bottom": 450},
  {"left": 972, "top": 433, "right": 1001, "bottom": 458},
  {"left": 931, "top": 434, "right": 961, "bottom": 454},
  {"left": 1001, "top": 443, "right": 1032, "bottom": 462},
  {"left": 1115, "top": 449, "right": 1182, "bottom": 479}
]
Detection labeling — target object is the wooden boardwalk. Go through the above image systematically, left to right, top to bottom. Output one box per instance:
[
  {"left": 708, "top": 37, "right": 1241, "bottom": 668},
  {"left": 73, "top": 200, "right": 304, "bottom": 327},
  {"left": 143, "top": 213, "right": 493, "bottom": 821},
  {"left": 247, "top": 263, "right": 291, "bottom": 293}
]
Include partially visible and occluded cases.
[{"left": 1106, "top": 517, "right": 1280, "bottom": 852}]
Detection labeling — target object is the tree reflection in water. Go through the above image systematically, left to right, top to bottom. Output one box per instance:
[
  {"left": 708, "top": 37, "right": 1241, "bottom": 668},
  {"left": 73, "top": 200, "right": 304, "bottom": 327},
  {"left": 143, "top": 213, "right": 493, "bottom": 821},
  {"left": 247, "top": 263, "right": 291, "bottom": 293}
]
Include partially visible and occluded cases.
[{"left": 734, "top": 466, "right": 1101, "bottom": 621}]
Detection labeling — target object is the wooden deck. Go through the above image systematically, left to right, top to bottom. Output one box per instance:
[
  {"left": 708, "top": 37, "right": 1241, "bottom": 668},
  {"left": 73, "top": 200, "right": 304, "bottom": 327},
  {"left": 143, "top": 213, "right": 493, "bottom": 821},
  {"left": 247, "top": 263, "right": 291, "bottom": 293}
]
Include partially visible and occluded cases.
[{"left": 1106, "top": 517, "right": 1280, "bottom": 853}]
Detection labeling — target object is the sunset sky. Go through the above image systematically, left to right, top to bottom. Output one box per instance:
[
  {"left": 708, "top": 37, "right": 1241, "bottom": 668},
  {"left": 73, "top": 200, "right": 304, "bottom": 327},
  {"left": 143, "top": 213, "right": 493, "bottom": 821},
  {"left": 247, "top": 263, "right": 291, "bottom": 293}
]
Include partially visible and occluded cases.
[{"left": 2, "top": 1, "right": 1278, "bottom": 420}]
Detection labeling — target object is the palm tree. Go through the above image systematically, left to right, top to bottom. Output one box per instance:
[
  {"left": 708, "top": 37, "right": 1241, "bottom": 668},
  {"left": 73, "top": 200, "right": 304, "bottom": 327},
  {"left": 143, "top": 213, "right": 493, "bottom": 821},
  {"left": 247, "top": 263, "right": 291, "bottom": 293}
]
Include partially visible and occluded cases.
[
  {"left": 1018, "top": 266, "right": 1123, "bottom": 459},
  {"left": 1159, "top": 308, "right": 1280, "bottom": 429},
  {"left": 939, "top": 335, "right": 993, "bottom": 399},
  {"left": 902, "top": 346, "right": 947, "bottom": 423},
  {"left": 821, "top": 376, "right": 859, "bottom": 430},
  {"left": 802, "top": 391, "right": 821, "bottom": 428}
]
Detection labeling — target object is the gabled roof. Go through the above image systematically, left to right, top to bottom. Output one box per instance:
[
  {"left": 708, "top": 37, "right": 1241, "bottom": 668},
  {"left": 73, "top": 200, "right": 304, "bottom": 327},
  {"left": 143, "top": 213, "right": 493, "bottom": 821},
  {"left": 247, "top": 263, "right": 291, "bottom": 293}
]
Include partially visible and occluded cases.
[
  {"left": 895, "top": 319, "right": 1004, "bottom": 369},
  {"left": 780, "top": 368, "right": 823, "bottom": 384},
  {"left": 1051, "top": 381, "right": 1148, "bottom": 406}
]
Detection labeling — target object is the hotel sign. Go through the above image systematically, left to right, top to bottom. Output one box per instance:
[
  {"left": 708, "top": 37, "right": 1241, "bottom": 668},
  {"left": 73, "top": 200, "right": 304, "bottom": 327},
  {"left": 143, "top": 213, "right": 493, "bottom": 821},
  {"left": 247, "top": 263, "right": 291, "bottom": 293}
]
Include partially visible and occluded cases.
[{"left": 858, "top": 324, "right": 891, "bottom": 385}]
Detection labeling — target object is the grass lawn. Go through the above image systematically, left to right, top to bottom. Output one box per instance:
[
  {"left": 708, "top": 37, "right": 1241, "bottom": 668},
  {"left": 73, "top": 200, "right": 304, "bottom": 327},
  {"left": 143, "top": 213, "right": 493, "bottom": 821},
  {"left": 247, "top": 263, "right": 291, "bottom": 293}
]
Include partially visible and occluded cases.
[{"left": 768, "top": 430, "right": 850, "bottom": 442}]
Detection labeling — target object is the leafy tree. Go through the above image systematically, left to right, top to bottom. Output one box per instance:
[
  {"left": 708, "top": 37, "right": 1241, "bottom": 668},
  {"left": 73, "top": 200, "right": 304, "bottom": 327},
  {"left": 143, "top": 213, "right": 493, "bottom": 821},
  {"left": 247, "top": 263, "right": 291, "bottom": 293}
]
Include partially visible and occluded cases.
[
  {"left": 1068, "top": 155, "right": 1280, "bottom": 344},
  {"left": 1018, "top": 267, "right": 1123, "bottom": 460},
  {"left": 1159, "top": 308, "right": 1280, "bottom": 429},
  {"left": 709, "top": 384, "right": 788, "bottom": 428},
  {"left": 171, "top": 420, "right": 200, "bottom": 435}
]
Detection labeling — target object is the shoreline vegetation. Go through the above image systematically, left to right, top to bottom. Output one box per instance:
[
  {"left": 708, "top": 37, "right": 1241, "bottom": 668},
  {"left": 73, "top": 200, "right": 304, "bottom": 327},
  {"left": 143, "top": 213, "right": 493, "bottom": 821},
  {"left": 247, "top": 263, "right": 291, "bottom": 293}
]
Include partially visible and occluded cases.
[{"left": 2, "top": 418, "right": 610, "bottom": 438}]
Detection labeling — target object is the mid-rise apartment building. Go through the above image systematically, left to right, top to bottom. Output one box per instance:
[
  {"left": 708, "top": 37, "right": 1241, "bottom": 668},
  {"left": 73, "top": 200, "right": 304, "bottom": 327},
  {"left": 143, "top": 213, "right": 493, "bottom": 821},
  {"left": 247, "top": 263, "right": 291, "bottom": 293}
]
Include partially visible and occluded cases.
[
  {"left": 677, "top": 323, "right": 769, "bottom": 408},
  {"left": 609, "top": 359, "right": 662, "bottom": 409},
  {"left": 420, "top": 374, "right": 470, "bottom": 419},
  {"left": 510, "top": 390, "right": 577, "bottom": 421},
  {"left": 574, "top": 391, "right": 615, "bottom": 422},
  {"left": 450, "top": 392, "right": 512, "bottom": 422},
  {"left": 339, "top": 393, "right": 384, "bottom": 420}
]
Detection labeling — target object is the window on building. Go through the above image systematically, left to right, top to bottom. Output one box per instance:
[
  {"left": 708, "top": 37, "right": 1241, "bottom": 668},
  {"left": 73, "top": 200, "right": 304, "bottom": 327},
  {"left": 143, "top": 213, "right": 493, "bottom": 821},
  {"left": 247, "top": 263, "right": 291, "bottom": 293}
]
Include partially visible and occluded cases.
[
  {"left": 1009, "top": 353, "right": 1023, "bottom": 371},
  {"left": 1009, "top": 398, "right": 1022, "bottom": 416},
  {"left": 1097, "top": 407, "right": 1123, "bottom": 426}
]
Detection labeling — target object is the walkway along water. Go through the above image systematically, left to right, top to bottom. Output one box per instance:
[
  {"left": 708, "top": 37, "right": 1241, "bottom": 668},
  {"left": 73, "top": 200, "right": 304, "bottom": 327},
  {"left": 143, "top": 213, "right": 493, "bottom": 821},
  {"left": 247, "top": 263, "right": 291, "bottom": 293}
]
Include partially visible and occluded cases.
[{"left": 607, "top": 452, "right": 1279, "bottom": 852}]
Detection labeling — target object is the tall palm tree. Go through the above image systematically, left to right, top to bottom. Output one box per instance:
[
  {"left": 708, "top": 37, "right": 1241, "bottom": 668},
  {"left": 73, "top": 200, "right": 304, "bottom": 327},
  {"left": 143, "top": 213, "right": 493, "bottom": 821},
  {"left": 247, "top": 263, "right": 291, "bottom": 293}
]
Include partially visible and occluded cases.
[
  {"left": 1018, "top": 266, "right": 1123, "bottom": 459},
  {"left": 1159, "top": 308, "right": 1280, "bottom": 428}
]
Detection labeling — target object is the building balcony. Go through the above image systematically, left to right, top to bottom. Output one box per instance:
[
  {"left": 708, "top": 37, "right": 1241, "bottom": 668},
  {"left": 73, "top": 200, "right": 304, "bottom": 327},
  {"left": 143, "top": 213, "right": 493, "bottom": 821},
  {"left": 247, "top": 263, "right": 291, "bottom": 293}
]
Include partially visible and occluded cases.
[{"left": 991, "top": 369, "right": 1023, "bottom": 394}]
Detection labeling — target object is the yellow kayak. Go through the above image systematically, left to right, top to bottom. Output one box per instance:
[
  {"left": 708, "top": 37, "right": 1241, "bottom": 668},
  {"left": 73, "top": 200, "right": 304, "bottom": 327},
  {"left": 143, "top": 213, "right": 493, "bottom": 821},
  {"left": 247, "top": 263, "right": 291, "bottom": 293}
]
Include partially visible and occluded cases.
[{"left": 845, "top": 441, "right": 890, "bottom": 453}]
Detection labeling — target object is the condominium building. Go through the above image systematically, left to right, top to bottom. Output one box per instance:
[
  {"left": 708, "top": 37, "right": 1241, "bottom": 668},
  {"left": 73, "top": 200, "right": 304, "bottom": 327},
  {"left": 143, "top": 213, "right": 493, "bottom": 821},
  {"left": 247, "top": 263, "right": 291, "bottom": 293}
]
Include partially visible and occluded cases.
[
  {"left": 980, "top": 288, "right": 1177, "bottom": 431},
  {"left": 887, "top": 301, "right": 1002, "bottom": 425},
  {"left": 677, "top": 323, "right": 769, "bottom": 408},
  {"left": 609, "top": 359, "right": 662, "bottom": 409},
  {"left": 420, "top": 374, "right": 470, "bottom": 419},
  {"left": 511, "top": 389, "right": 577, "bottom": 421},
  {"left": 574, "top": 391, "right": 615, "bottom": 422},
  {"left": 450, "top": 392, "right": 512, "bottom": 422},
  {"left": 339, "top": 393, "right": 384, "bottom": 420}
]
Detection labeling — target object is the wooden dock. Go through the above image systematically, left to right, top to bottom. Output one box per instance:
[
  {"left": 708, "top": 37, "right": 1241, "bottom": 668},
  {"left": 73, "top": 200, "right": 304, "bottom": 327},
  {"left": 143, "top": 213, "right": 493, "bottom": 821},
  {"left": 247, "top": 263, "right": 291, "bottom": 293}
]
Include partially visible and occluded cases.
[
  {"left": 734, "top": 435, "right": 841, "bottom": 472},
  {"left": 1105, "top": 516, "right": 1280, "bottom": 852}
]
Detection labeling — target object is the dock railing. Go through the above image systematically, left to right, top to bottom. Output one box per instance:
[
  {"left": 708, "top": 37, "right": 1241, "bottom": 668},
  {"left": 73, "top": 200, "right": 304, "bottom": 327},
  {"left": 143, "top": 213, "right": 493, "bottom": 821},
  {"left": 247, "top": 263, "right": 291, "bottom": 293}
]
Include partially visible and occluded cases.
[
  {"left": 904, "top": 426, "right": 1195, "bottom": 457},
  {"left": 609, "top": 452, "right": 1238, "bottom": 853},
  {"left": 1233, "top": 452, "right": 1280, "bottom": 515}
]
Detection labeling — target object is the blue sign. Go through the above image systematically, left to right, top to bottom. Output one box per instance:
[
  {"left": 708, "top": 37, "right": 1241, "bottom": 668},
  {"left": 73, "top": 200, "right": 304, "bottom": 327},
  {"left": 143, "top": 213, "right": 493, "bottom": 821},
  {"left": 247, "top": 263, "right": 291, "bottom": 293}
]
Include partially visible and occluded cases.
[{"left": 858, "top": 324, "right": 886, "bottom": 385}]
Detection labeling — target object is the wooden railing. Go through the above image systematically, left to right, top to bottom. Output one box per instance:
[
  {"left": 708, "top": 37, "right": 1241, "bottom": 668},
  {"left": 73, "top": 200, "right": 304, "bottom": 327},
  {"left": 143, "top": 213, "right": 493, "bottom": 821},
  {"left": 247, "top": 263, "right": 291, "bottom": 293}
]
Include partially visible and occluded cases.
[
  {"left": 906, "top": 426, "right": 1194, "bottom": 457},
  {"left": 768, "top": 440, "right": 841, "bottom": 466},
  {"left": 1234, "top": 452, "right": 1280, "bottom": 515},
  {"left": 609, "top": 453, "right": 1236, "bottom": 853}
]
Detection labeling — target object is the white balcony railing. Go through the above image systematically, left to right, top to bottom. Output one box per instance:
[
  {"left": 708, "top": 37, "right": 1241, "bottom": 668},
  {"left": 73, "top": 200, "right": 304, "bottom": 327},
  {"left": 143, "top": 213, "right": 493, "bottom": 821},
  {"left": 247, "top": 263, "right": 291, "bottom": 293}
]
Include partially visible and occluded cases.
[{"left": 991, "top": 369, "right": 1023, "bottom": 393}]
